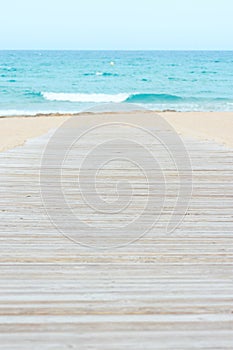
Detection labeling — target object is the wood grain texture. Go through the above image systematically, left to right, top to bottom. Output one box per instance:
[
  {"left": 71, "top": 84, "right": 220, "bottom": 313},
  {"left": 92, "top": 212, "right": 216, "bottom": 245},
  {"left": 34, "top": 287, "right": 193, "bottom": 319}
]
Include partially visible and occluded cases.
[{"left": 0, "top": 114, "right": 233, "bottom": 349}]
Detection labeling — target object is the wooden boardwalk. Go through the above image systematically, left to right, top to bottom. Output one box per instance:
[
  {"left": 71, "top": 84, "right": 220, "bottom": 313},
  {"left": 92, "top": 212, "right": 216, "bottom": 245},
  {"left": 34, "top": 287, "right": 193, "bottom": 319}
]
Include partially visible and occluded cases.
[{"left": 0, "top": 114, "right": 233, "bottom": 349}]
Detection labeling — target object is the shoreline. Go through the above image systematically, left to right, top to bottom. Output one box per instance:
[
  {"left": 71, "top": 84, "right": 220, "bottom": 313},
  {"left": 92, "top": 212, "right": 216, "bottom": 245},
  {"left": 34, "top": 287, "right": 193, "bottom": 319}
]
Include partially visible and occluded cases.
[
  {"left": 0, "top": 109, "right": 233, "bottom": 118},
  {"left": 0, "top": 109, "right": 172, "bottom": 118},
  {"left": 1, "top": 111, "right": 233, "bottom": 153}
]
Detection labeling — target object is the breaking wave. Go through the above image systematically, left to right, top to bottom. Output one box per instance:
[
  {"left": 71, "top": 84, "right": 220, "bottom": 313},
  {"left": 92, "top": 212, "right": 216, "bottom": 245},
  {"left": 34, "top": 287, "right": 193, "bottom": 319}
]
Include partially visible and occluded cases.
[{"left": 42, "top": 92, "right": 183, "bottom": 104}]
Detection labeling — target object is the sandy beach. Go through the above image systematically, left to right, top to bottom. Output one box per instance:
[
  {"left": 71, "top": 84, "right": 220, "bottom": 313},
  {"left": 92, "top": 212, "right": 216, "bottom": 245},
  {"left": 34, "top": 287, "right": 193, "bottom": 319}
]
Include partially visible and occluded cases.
[{"left": 1, "top": 111, "right": 233, "bottom": 153}]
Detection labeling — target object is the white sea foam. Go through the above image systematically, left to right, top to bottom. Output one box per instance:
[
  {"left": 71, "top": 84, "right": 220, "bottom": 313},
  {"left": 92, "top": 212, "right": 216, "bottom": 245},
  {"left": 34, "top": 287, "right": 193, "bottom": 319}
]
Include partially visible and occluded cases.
[
  {"left": 0, "top": 65, "right": 12, "bottom": 69},
  {"left": 42, "top": 92, "right": 130, "bottom": 103},
  {"left": 0, "top": 110, "right": 40, "bottom": 116}
]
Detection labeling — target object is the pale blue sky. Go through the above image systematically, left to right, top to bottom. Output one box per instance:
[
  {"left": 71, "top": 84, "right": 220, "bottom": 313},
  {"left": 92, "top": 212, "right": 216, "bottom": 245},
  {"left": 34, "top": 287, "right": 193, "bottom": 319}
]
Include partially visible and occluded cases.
[{"left": 1, "top": 0, "right": 233, "bottom": 50}]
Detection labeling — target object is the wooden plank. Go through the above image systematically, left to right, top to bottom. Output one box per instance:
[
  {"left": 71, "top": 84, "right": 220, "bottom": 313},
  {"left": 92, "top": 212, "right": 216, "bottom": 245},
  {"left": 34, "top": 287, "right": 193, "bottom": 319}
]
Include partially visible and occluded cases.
[{"left": 0, "top": 115, "right": 233, "bottom": 349}]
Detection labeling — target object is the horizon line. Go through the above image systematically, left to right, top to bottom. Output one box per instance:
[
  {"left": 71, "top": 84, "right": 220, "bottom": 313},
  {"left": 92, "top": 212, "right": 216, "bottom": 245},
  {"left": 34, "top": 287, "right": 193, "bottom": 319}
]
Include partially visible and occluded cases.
[{"left": 1, "top": 49, "right": 233, "bottom": 51}]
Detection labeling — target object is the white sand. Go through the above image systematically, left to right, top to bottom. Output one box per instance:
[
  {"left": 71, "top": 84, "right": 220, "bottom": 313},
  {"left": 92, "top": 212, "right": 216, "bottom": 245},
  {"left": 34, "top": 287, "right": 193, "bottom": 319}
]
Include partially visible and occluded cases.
[
  {"left": 0, "top": 112, "right": 233, "bottom": 152},
  {"left": 160, "top": 112, "right": 233, "bottom": 148},
  {"left": 0, "top": 115, "right": 70, "bottom": 152}
]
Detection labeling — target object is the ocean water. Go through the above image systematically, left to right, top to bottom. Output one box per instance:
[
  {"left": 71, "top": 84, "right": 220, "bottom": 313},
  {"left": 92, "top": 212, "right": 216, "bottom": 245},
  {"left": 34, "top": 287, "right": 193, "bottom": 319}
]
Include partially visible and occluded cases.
[{"left": 0, "top": 50, "right": 233, "bottom": 115}]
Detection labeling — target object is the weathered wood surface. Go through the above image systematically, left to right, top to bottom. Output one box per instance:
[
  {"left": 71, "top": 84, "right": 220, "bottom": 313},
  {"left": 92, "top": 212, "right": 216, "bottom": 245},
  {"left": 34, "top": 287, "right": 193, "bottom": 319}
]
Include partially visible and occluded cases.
[{"left": 0, "top": 115, "right": 233, "bottom": 349}]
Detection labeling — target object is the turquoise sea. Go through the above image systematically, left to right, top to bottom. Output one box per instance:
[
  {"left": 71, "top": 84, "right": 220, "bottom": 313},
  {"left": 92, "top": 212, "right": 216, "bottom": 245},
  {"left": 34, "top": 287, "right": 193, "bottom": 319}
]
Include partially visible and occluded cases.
[{"left": 0, "top": 50, "right": 233, "bottom": 115}]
